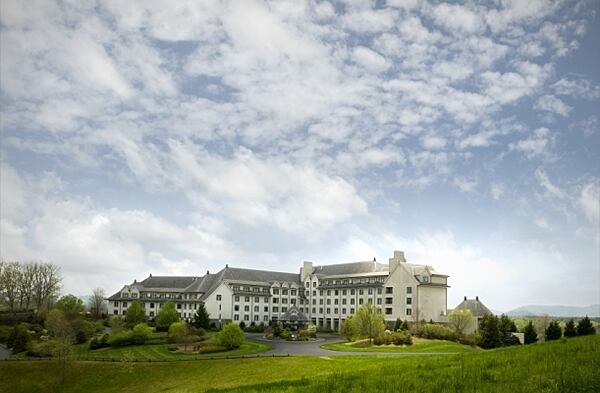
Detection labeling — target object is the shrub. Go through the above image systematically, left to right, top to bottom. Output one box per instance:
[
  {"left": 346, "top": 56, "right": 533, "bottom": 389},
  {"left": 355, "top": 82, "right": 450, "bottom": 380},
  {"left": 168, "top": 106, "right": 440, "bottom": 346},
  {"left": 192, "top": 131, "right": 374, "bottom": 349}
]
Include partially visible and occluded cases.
[
  {"left": 340, "top": 317, "right": 356, "bottom": 342},
  {"left": 71, "top": 319, "right": 96, "bottom": 344},
  {"left": 168, "top": 321, "right": 188, "bottom": 343},
  {"left": 239, "top": 321, "right": 246, "bottom": 330},
  {"left": 522, "top": 321, "right": 538, "bottom": 344},
  {"left": 132, "top": 323, "right": 152, "bottom": 344},
  {"left": 215, "top": 323, "right": 245, "bottom": 350},
  {"left": 244, "top": 323, "right": 265, "bottom": 333},
  {"left": 411, "top": 323, "right": 456, "bottom": 341},
  {"left": 7, "top": 324, "right": 31, "bottom": 353},
  {"left": 0, "top": 325, "right": 12, "bottom": 344},
  {"left": 298, "top": 327, "right": 316, "bottom": 340},
  {"left": 280, "top": 329, "right": 293, "bottom": 341},
  {"left": 107, "top": 330, "right": 134, "bottom": 347},
  {"left": 392, "top": 331, "right": 412, "bottom": 345},
  {"left": 458, "top": 332, "right": 479, "bottom": 346},
  {"left": 89, "top": 334, "right": 110, "bottom": 350},
  {"left": 27, "top": 340, "right": 58, "bottom": 357},
  {"left": 197, "top": 344, "right": 226, "bottom": 354}
]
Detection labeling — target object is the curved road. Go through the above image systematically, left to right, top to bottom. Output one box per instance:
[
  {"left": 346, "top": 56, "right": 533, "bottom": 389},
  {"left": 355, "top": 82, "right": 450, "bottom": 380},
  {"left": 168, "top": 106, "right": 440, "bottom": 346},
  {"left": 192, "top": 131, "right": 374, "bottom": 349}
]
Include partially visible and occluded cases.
[{"left": 245, "top": 333, "right": 448, "bottom": 357}]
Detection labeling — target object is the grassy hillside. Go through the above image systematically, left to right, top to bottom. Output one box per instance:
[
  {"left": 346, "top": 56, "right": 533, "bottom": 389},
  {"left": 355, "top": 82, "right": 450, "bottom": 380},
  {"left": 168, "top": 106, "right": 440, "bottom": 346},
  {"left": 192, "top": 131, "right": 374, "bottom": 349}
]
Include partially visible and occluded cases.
[{"left": 1, "top": 335, "right": 598, "bottom": 393}]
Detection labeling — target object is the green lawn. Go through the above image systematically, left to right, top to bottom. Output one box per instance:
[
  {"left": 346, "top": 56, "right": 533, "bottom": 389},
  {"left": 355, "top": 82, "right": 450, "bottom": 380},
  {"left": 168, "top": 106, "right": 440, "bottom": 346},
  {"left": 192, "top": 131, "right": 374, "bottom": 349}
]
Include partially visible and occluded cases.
[
  {"left": 1, "top": 335, "right": 598, "bottom": 393},
  {"left": 321, "top": 338, "right": 477, "bottom": 353},
  {"left": 71, "top": 340, "right": 271, "bottom": 361}
]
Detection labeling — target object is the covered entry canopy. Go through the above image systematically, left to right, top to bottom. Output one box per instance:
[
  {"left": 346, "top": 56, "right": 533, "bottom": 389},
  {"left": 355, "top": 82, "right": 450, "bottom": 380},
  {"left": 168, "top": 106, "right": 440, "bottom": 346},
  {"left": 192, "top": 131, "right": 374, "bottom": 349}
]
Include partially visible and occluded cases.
[{"left": 279, "top": 306, "right": 310, "bottom": 325}]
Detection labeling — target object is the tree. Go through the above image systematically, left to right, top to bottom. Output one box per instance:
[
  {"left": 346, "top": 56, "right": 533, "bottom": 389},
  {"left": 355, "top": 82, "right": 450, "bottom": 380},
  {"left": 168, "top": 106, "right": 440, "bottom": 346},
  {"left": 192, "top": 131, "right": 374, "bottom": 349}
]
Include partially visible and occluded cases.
[
  {"left": 0, "top": 261, "right": 61, "bottom": 313},
  {"left": 0, "top": 262, "right": 20, "bottom": 311},
  {"left": 31, "top": 262, "right": 62, "bottom": 312},
  {"left": 88, "top": 288, "right": 105, "bottom": 319},
  {"left": 56, "top": 294, "right": 84, "bottom": 316},
  {"left": 125, "top": 300, "right": 146, "bottom": 327},
  {"left": 156, "top": 301, "right": 179, "bottom": 331},
  {"left": 192, "top": 302, "right": 210, "bottom": 329},
  {"left": 354, "top": 303, "right": 386, "bottom": 343},
  {"left": 448, "top": 309, "right": 473, "bottom": 336},
  {"left": 51, "top": 312, "right": 75, "bottom": 389},
  {"left": 479, "top": 314, "right": 502, "bottom": 349},
  {"left": 499, "top": 314, "right": 520, "bottom": 346},
  {"left": 340, "top": 316, "right": 357, "bottom": 342},
  {"left": 577, "top": 316, "right": 595, "bottom": 336},
  {"left": 394, "top": 318, "right": 402, "bottom": 331},
  {"left": 564, "top": 319, "right": 577, "bottom": 338},
  {"left": 168, "top": 321, "right": 198, "bottom": 351},
  {"left": 239, "top": 321, "right": 246, "bottom": 330},
  {"left": 522, "top": 321, "right": 538, "bottom": 344},
  {"left": 545, "top": 321, "right": 562, "bottom": 341},
  {"left": 131, "top": 323, "right": 152, "bottom": 344},
  {"left": 216, "top": 323, "right": 245, "bottom": 350}
]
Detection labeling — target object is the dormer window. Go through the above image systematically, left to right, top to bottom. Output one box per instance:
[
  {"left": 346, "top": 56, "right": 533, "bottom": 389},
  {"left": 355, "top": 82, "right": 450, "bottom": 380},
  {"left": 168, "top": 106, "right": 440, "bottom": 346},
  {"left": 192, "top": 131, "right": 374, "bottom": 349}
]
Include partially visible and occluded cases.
[{"left": 422, "top": 276, "right": 429, "bottom": 283}]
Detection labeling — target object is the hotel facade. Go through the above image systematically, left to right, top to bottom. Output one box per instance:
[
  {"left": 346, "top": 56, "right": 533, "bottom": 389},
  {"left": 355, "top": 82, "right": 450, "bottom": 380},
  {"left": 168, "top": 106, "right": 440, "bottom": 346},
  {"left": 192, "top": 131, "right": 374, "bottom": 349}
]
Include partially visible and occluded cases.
[{"left": 107, "top": 250, "right": 449, "bottom": 330}]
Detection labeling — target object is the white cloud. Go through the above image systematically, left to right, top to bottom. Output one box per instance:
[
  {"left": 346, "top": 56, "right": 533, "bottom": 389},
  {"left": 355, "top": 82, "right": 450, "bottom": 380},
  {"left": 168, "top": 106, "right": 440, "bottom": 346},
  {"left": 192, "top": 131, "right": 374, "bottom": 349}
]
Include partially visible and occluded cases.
[
  {"left": 432, "top": 3, "right": 485, "bottom": 34},
  {"left": 352, "top": 46, "right": 390, "bottom": 73},
  {"left": 553, "top": 78, "right": 600, "bottom": 99},
  {"left": 535, "top": 94, "right": 572, "bottom": 117},
  {"left": 510, "top": 128, "right": 554, "bottom": 159},
  {"left": 422, "top": 135, "right": 447, "bottom": 150},
  {"left": 535, "top": 168, "right": 567, "bottom": 199},
  {"left": 454, "top": 177, "right": 477, "bottom": 193},
  {"left": 579, "top": 182, "right": 599, "bottom": 222},
  {"left": 490, "top": 184, "right": 505, "bottom": 200}
]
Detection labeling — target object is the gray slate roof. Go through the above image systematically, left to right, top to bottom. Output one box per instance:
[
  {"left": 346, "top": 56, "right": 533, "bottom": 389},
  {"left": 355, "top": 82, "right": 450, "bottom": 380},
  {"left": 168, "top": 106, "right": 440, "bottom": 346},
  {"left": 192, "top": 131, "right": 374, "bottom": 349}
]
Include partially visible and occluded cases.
[
  {"left": 311, "top": 261, "right": 388, "bottom": 276},
  {"left": 220, "top": 267, "right": 300, "bottom": 284},
  {"left": 139, "top": 276, "right": 197, "bottom": 289},
  {"left": 455, "top": 297, "right": 493, "bottom": 317}
]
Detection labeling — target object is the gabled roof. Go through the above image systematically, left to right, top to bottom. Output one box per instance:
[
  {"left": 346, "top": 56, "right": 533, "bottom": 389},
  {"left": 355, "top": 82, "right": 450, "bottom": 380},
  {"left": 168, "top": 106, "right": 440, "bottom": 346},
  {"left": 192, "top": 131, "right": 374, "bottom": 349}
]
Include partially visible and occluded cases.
[
  {"left": 311, "top": 261, "right": 389, "bottom": 276},
  {"left": 221, "top": 267, "right": 300, "bottom": 284},
  {"left": 139, "top": 276, "right": 196, "bottom": 289},
  {"left": 455, "top": 297, "right": 493, "bottom": 317},
  {"left": 280, "top": 306, "right": 310, "bottom": 322}
]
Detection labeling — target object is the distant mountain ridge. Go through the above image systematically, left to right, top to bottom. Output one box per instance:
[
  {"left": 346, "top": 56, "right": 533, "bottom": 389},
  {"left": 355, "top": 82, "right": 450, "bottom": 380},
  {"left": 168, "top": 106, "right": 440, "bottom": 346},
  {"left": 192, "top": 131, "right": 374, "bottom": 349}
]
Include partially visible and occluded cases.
[{"left": 506, "top": 304, "right": 600, "bottom": 317}]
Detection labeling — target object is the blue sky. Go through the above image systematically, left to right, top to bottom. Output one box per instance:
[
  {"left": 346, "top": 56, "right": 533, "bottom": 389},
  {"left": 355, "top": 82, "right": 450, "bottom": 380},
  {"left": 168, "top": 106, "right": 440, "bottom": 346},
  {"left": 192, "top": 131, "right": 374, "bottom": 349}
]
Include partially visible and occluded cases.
[{"left": 1, "top": 0, "right": 598, "bottom": 311}]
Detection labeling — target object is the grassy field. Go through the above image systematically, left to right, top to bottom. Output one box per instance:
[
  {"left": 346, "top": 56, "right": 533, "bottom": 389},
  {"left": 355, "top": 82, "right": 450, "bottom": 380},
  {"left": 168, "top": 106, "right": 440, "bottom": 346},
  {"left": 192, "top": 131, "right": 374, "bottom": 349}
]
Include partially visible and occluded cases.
[
  {"left": 1, "top": 335, "right": 598, "bottom": 393},
  {"left": 321, "top": 337, "right": 478, "bottom": 353},
  {"left": 69, "top": 340, "right": 271, "bottom": 361}
]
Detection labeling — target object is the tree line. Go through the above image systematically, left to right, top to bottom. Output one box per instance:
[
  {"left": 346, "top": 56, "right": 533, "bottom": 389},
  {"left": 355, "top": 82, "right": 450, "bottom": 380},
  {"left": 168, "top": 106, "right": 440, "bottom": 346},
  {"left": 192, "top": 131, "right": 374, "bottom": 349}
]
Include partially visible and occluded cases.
[{"left": 0, "top": 261, "right": 61, "bottom": 312}]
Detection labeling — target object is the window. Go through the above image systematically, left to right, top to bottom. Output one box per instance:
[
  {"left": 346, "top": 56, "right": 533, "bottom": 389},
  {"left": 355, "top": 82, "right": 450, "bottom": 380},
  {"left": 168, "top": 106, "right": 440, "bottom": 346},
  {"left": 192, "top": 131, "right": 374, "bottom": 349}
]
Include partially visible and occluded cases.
[
  {"left": 422, "top": 276, "right": 429, "bottom": 283},
  {"left": 312, "top": 281, "right": 316, "bottom": 287},
  {"left": 306, "top": 282, "right": 310, "bottom": 288},
  {"left": 386, "top": 287, "right": 393, "bottom": 294},
  {"left": 407, "top": 287, "right": 412, "bottom": 294},
  {"left": 273, "top": 288, "right": 279, "bottom": 295},
  {"left": 368, "top": 288, "right": 373, "bottom": 295},
  {"left": 377, "top": 288, "right": 382, "bottom": 294},
  {"left": 282, "top": 289, "right": 288, "bottom": 295},
  {"left": 342, "top": 289, "right": 347, "bottom": 295},
  {"left": 350, "top": 289, "right": 355, "bottom": 295},
  {"left": 359, "top": 289, "right": 364, "bottom": 295},
  {"left": 291, "top": 290, "right": 296, "bottom": 296},
  {"left": 312, "top": 290, "right": 316, "bottom": 297},
  {"left": 319, "top": 290, "right": 323, "bottom": 296},
  {"left": 327, "top": 290, "right": 331, "bottom": 296},
  {"left": 334, "top": 290, "right": 339, "bottom": 296},
  {"left": 216, "top": 294, "right": 222, "bottom": 301},
  {"left": 234, "top": 296, "right": 240, "bottom": 302},
  {"left": 245, "top": 296, "right": 250, "bottom": 302},
  {"left": 255, "top": 297, "right": 259, "bottom": 302},
  {"left": 406, "top": 297, "right": 412, "bottom": 305},
  {"left": 273, "top": 298, "right": 279, "bottom": 304},
  {"left": 282, "top": 298, "right": 288, "bottom": 304},
  {"left": 350, "top": 298, "right": 355, "bottom": 305},
  {"left": 367, "top": 298, "right": 372, "bottom": 304},
  {"left": 377, "top": 298, "right": 382, "bottom": 305},
  {"left": 385, "top": 298, "right": 393, "bottom": 304},
  {"left": 291, "top": 299, "right": 296, "bottom": 305},
  {"left": 312, "top": 299, "right": 316, "bottom": 305},
  {"left": 319, "top": 299, "right": 323, "bottom": 305},
  {"left": 326, "top": 299, "right": 331, "bottom": 305},
  {"left": 342, "top": 299, "right": 346, "bottom": 305},
  {"left": 359, "top": 299, "right": 364, "bottom": 305},
  {"left": 114, "top": 301, "right": 118, "bottom": 307},
  {"left": 122, "top": 302, "right": 127, "bottom": 307},
  {"left": 150, "top": 302, "right": 155, "bottom": 308},
  {"left": 177, "top": 304, "right": 181, "bottom": 309},
  {"left": 234, "top": 305, "right": 239, "bottom": 311},
  {"left": 244, "top": 305, "right": 250, "bottom": 312},
  {"left": 254, "top": 306, "right": 259, "bottom": 312},
  {"left": 264, "top": 306, "right": 269, "bottom": 312},
  {"left": 273, "top": 307, "right": 279, "bottom": 312},
  {"left": 282, "top": 307, "right": 287, "bottom": 312},
  {"left": 312, "top": 308, "right": 316, "bottom": 313},
  {"left": 319, "top": 308, "right": 323, "bottom": 314},
  {"left": 326, "top": 308, "right": 330, "bottom": 314},
  {"left": 334, "top": 308, "right": 338, "bottom": 314},
  {"left": 342, "top": 308, "right": 346, "bottom": 314},
  {"left": 350, "top": 308, "right": 355, "bottom": 314},
  {"left": 385, "top": 308, "right": 393, "bottom": 315},
  {"left": 406, "top": 308, "right": 412, "bottom": 316},
  {"left": 113, "top": 310, "right": 118, "bottom": 315},
  {"left": 149, "top": 311, "right": 154, "bottom": 317},
  {"left": 234, "top": 314, "right": 240, "bottom": 321},
  {"left": 244, "top": 315, "right": 249, "bottom": 321},
  {"left": 254, "top": 315, "right": 259, "bottom": 321},
  {"left": 264, "top": 315, "right": 269, "bottom": 321}
]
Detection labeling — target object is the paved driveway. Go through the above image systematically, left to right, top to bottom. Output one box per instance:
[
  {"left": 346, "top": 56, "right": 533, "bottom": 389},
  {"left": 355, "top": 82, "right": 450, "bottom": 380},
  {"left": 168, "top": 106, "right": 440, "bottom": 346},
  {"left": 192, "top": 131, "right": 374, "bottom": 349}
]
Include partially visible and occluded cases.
[{"left": 245, "top": 333, "right": 446, "bottom": 357}]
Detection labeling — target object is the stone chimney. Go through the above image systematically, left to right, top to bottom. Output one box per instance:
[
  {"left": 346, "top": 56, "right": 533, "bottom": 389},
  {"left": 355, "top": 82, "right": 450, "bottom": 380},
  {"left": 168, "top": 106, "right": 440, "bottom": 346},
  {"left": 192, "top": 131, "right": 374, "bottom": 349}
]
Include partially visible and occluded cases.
[
  {"left": 388, "top": 250, "right": 407, "bottom": 273},
  {"left": 301, "top": 261, "right": 313, "bottom": 281},
  {"left": 149, "top": 273, "right": 152, "bottom": 277},
  {"left": 464, "top": 296, "right": 467, "bottom": 301},
  {"left": 476, "top": 296, "right": 479, "bottom": 301}
]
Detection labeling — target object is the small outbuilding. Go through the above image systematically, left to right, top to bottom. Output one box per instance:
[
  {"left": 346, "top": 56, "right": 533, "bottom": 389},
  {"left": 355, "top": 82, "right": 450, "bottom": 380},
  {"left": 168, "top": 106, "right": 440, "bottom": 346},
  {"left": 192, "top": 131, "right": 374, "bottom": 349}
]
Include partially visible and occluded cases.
[{"left": 454, "top": 296, "right": 493, "bottom": 334}]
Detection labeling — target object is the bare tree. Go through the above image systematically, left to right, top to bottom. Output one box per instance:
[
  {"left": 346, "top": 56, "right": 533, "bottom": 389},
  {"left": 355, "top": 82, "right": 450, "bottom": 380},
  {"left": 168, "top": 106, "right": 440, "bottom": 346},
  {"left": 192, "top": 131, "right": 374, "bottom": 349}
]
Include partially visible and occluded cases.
[
  {"left": 1, "top": 262, "right": 21, "bottom": 311},
  {"left": 32, "top": 262, "right": 61, "bottom": 312},
  {"left": 17, "top": 263, "right": 37, "bottom": 310},
  {"left": 88, "top": 287, "right": 105, "bottom": 319}
]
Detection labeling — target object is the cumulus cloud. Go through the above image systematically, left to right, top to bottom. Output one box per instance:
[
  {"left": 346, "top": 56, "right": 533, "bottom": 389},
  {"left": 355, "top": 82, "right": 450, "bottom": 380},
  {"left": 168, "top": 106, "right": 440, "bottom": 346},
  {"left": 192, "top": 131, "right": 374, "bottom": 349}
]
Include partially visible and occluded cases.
[
  {"left": 535, "top": 94, "right": 572, "bottom": 117},
  {"left": 510, "top": 128, "right": 554, "bottom": 159}
]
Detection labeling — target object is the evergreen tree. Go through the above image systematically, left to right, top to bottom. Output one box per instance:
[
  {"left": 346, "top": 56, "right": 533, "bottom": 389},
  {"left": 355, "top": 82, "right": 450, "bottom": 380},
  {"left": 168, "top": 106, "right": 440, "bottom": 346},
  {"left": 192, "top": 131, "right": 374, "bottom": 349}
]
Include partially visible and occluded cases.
[
  {"left": 192, "top": 302, "right": 210, "bottom": 329},
  {"left": 479, "top": 314, "right": 502, "bottom": 349},
  {"left": 499, "top": 314, "right": 520, "bottom": 346},
  {"left": 576, "top": 316, "right": 596, "bottom": 336},
  {"left": 394, "top": 318, "right": 402, "bottom": 331},
  {"left": 563, "top": 319, "right": 577, "bottom": 338},
  {"left": 401, "top": 320, "right": 410, "bottom": 331},
  {"left": 239, "top": 321, "right": 246, "bottom": 330},
  {"left": 522, "top": 321, "right": 538, "bottom": 344},
  {"left": 545, "top": 321, "right": 562, "bottom": 341}
]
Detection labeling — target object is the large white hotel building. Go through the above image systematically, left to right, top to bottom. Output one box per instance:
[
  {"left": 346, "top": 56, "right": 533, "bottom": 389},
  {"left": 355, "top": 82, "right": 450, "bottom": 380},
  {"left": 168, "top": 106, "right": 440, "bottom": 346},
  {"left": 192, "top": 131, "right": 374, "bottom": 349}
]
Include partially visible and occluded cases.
[{"left": 107, "top": 251, "right": 449, "bottom": 329}]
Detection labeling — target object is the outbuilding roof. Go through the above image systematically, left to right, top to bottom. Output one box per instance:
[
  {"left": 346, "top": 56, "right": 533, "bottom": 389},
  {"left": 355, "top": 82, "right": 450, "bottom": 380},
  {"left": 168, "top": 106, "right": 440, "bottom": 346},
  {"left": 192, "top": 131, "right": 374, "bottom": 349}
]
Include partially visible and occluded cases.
[{"left": 455, "top": 296, "right": 493, "bottom": 317}]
